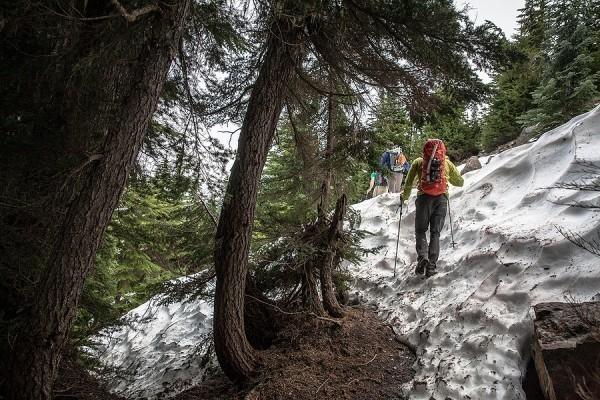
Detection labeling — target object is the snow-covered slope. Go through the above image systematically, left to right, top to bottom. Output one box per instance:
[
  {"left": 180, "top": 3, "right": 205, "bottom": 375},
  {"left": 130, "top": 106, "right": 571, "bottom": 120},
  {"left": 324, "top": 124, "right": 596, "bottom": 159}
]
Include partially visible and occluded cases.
[
  {"left": 349, "top": 106, "right": 600, "bottom": 399},
  {"left": 95, "top": 107, "right": 600, "bottom": 400},
  {"left": 92, "top": 292, "right": 216, "bottom": 399}
]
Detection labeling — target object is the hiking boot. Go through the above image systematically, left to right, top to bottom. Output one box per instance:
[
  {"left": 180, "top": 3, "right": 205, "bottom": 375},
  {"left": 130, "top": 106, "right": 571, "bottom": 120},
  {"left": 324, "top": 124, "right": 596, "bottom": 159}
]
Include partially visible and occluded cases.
[
  {"left": 415, "top": 258, "right": 428, "bottom": 275},
  {"left": 425, "top": 264, "right": 438, "bottom": 278}
]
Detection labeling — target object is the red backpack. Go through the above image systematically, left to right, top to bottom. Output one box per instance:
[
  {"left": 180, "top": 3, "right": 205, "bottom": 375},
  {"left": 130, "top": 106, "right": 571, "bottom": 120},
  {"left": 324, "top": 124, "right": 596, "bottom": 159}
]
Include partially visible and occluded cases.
[{"left": 419, "top": 139, "right": 447, "bottom": 196}]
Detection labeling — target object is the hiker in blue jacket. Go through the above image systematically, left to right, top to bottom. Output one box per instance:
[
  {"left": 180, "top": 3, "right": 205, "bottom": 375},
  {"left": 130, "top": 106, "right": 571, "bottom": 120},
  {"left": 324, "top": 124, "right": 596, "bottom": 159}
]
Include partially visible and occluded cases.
[{"left": 381, "top": 147, "right": 409, "bottom": 193}]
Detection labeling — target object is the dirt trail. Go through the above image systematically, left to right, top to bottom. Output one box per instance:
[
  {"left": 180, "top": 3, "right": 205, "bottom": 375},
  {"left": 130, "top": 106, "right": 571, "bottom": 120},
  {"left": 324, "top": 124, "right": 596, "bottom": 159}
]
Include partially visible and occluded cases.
[{"left": 176, "top": 307, "right": 415, "bottom": 399}]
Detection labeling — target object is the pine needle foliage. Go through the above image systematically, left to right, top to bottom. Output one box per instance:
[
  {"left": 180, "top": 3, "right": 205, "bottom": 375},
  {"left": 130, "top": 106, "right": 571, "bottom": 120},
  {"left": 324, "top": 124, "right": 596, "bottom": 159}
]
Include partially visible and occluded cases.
[{"left": 482, "top": 0, "right": 600, "bottom": 150}]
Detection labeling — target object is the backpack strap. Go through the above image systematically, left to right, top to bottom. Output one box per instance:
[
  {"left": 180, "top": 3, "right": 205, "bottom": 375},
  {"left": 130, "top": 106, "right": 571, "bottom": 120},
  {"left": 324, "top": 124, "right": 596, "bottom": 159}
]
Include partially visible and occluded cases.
[{"left": 425, "top": 141, "right": 439, "bottom": 183}]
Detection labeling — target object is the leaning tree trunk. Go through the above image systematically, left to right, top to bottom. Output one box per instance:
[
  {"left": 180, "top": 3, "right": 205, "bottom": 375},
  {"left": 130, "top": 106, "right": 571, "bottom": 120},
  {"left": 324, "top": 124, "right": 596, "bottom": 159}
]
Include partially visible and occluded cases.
[
  {"left": 6, "top": 3, "right": 189, "bottom": 399},
  {"left": 213, "top": 21, "right": 303, "bottom": 383},
  {"left": 319, "top": 195, "right": 346, "bottom": 318}
]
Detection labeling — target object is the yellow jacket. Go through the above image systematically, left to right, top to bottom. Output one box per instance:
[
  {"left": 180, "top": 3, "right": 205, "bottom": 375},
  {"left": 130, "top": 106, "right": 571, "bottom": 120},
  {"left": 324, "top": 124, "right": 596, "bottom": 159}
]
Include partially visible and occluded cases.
[{"left": 402, "top": 157, "right": 464, "bottom": 199}]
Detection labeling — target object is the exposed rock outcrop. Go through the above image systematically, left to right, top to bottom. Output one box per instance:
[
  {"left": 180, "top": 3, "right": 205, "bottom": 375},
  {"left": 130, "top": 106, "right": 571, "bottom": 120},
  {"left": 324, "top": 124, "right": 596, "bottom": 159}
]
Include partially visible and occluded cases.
[{"left": 532, "top": 302, "right": 600, "bottom": 400}]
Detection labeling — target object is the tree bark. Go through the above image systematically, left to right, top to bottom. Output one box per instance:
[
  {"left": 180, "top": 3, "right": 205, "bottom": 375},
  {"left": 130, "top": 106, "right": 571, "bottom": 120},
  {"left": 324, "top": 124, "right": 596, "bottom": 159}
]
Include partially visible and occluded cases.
[
  {"left": 5, "top": 2, "right": 189, "bottom": 399},
  {"left": 213, "top": 21, "right": 303, "bottom": 383},
  {"left": 321, "top": 76, "right": 336, "bottom": 209},
  {"left": 319, "top": 195, "right": 346, "bottom": 318},
  {"left": 301, "top": 261, "right": 326, "bottom": 316}
]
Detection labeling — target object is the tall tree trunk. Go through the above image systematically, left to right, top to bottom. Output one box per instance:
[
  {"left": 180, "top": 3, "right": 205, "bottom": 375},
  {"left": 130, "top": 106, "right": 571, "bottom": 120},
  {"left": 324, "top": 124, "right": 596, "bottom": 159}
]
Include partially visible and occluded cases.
[
  {"left": 5, "top": 3, "right": 189, "bottom": 399},
  {"left": 213, "top": 21, "right": 303, "bottom": 383},
  {"left": 321, "top": 76, "right": 336, "bottom": 209},
  {"left": 320, "top": 195, "right": 346, "bottom": 318}
]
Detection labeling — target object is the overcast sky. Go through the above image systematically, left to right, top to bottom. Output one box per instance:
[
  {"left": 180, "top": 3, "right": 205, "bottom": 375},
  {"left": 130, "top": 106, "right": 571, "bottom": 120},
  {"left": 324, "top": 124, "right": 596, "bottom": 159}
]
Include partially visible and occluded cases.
[{"left": 458, "top": 0, "right": 525, "bottom": 38}]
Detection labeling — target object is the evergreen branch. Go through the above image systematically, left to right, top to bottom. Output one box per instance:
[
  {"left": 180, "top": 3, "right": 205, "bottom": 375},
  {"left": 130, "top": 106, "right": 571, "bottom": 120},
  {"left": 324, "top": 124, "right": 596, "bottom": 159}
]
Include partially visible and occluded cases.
[{"left": 196, "top": 194, "right": 218, "bottom": 227}]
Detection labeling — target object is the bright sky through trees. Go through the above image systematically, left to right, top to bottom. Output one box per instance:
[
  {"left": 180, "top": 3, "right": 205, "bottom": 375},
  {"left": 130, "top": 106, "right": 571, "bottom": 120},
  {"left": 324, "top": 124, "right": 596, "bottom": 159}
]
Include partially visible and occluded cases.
[{"left": 459, "top": 0, "right": 525, "bottom": 37}]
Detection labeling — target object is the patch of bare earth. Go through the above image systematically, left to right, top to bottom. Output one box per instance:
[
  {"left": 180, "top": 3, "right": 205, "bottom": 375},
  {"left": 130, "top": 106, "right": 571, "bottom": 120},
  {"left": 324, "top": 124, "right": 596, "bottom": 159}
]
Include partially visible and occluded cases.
[
  {"left": 176, "top": 307, "right": 415, "bottom": 400},
  {"left": 54, "top": 357, "right": 125, "bottom": 400}
]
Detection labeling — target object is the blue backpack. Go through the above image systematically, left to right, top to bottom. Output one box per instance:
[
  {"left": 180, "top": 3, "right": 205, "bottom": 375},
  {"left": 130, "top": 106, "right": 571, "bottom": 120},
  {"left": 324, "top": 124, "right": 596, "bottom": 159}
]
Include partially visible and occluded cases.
[{"left": 379, "top": 151, "right": 395, "bottom": 170}]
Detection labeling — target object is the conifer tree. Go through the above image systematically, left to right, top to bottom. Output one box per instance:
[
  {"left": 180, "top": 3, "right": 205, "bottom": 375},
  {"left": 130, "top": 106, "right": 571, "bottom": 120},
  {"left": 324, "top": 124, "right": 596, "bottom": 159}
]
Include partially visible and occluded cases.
[
  {"left": 481, "top": 0, "right": 548, "bottom": 150},
  {"left": 518, "top": 0, "right": 600, "bottom": 129},
  {"left": 371, "top": 94, "right": 418, "bottom": 159},
  {"left": 423, "top": 100, "right": 481, "bottom": 161}
]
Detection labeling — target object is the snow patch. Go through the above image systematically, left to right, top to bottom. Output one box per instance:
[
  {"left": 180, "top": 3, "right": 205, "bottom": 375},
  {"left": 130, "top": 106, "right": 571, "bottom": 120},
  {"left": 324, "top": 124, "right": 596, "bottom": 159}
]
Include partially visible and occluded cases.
[
  {"left": 348, "top": 106, "right": 600, "bottom": 399},
  {"left": 91, "top": 289, "right": 216, "bottom": 399}
]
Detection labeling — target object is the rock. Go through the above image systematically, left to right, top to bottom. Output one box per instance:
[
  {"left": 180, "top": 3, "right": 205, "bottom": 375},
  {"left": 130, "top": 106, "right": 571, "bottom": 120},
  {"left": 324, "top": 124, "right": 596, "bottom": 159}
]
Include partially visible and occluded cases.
[
  {"left": 516, "top": 123, "right": 543, "bottom": 145},
  {"left": 460, "top": 156, "right": 482, "bottom": 175},
  {"left": 344, "top": 291, "right": 361, "bottom": 306},
  {"left": 532, "top": 302, "right": 600, "bottom": 400}
]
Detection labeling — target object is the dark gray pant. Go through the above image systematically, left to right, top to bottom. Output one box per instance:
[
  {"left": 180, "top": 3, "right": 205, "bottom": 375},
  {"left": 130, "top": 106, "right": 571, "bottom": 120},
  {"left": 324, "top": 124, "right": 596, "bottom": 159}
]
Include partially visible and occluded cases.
[{"left": 415, "top": 194, "right": 447, "bottom": 267}]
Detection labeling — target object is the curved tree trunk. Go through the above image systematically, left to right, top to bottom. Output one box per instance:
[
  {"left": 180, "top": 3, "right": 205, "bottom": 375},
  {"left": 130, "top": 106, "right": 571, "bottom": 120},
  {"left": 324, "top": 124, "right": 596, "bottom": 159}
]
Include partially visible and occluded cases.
[
  {"left": 5, "top": 3, "right": 189, "bottom": 399},
  {"left": 213, "top": 22, "right": 303, "bottom": 383},
  {"left": 320, "top": 194, "right": 346, "bottom": 318}
]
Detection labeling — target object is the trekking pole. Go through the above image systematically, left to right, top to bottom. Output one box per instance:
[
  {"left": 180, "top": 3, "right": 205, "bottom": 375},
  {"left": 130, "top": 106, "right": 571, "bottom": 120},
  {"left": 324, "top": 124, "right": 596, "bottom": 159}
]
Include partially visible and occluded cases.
[
  {"left": 447, "top": 196, "right": 457, "bottom": 248},
  {"left": 393, "top": 197, "right": 403, "bottom": 278}
]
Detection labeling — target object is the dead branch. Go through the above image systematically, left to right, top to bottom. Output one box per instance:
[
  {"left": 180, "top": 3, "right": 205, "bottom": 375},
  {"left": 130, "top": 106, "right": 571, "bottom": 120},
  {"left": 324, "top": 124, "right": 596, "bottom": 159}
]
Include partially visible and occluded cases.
[
  {"left": 111, "top": 0, "right": 159, "bottom": 23},
  {"left": 59, "top": 153, "right": 104, "bottom": 192},
  {"left": 550, "top": 182, "right": 600, "bottom": 192},
  {"left": 549, "top": 199, "right": 600, "bottom": 209},
  {"left": 555, "top": 225, "right": 600, "bottom": 257},
  {"left": 244, "top": 294, "right": 343, "bottom": 327}
]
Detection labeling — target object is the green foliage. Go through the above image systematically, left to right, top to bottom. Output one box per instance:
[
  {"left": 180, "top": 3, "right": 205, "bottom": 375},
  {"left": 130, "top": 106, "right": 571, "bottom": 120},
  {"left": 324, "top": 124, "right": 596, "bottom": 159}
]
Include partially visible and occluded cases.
[
  {"left": 481, "top": 0, "right": 548, "bottom": 150},
  {"left": 483, "top": 0, "right": 599, "bottom": 149},
  {"left": 518, "top": 2, "right": 600, "bottom": 129},
  {"left": 481, "top": 56, "right": 540, "bottom": 150},
  {"left": 368, "top": 92, "right": 481, "bottom": 165},
  {"left": 370, "top": 95, "right": 421, "bottom": 161},
  {"left": 422, "top": 95, "right": 481, "bottom": 161},
  {"left": 253, "top": 99, "right": 383, "bottom": 297},
  {"left": 255, "top": 99, "right": 376, "bottom": 241},
  {"left": 254, "top": 127, "right": 317, "bottom": 243},
  {"left": 72, "top": 175, "right": 218, "bottom": 343},
  {"left": 251, "top": 209, "right": 378, "bottom": 302}
]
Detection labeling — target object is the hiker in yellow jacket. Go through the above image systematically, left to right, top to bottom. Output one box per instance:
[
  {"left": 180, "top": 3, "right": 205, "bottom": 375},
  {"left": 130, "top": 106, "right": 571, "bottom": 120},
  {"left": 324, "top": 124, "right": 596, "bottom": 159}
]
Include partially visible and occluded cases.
[{"left": 401, "top": 139, "right": 464, "bottom": 277}]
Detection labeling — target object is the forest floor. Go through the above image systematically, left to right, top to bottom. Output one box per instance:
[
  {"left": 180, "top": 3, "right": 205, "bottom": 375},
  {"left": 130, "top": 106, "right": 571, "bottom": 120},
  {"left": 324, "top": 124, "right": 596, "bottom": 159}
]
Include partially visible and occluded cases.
[
  {"left": 175, "top": 307, "right": 416, "bottom": 400},
  {"left": 54, "top": 356, "right": 125, "bottom": 400}
]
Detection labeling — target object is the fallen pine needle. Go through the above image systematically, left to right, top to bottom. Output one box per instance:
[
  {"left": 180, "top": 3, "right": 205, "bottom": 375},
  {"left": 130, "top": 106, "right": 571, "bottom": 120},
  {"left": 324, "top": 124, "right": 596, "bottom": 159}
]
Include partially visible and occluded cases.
[
  {"left": 354, "top": 353, "right": 377, "bottom": 366},
  {"left": 316, "top": 377, "right": 330, "bottom": 394}
]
